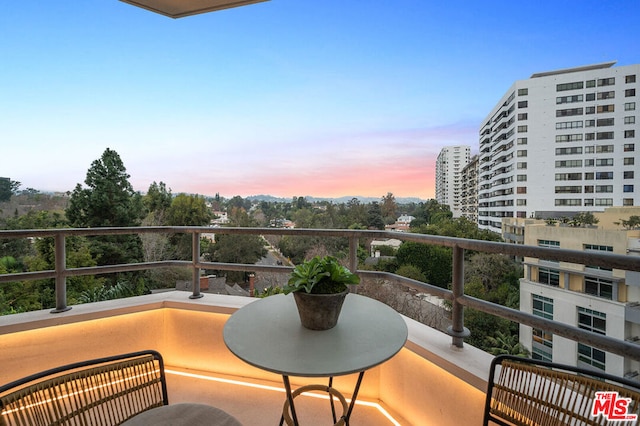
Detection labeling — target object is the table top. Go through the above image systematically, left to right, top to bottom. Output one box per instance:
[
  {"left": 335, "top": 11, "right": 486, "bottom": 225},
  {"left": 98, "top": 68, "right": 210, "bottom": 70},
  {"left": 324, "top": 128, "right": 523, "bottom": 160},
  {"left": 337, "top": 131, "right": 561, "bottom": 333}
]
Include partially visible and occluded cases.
[{"left": 223, "top": 293, "right": 408, "bottom": 377}]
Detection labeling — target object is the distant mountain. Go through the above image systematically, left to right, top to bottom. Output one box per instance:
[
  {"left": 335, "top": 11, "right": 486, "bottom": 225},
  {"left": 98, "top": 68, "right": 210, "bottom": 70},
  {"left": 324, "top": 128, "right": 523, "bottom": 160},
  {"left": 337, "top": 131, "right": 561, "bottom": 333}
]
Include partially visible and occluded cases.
[{"left": 246, "top": 194, "right": 427, "bottom": 204}]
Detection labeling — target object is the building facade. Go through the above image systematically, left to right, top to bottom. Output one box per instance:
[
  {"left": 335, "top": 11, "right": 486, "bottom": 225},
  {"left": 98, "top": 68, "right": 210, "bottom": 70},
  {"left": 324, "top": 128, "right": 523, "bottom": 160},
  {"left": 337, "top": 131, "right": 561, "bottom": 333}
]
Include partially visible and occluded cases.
[
  {"left": 478, "top": 62, "right": 639, "bottom": 232},
  {"left": 435, "top": 145, "right": 471, "bottom": 218},
  {"left": 460, "top": 155, "right": 479, "bottom": 223},
  {"left": 518, "top": 207, "right": 640, "bottom": 379}
]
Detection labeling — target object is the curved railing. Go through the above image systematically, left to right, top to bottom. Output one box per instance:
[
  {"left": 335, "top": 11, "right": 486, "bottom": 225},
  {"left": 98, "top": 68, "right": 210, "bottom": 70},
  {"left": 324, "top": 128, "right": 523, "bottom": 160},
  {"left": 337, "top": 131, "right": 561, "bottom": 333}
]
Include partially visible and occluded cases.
[{"left": 1, "top": 226, "right": 640, "bottom": 361}]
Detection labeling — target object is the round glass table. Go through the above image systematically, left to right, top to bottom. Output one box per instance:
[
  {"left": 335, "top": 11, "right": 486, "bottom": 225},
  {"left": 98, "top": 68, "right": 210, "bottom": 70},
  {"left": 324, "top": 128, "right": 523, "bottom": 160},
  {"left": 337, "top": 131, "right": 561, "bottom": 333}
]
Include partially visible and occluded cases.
[{"left": 223, "top": 293, "right": 408, "bottom": 425}]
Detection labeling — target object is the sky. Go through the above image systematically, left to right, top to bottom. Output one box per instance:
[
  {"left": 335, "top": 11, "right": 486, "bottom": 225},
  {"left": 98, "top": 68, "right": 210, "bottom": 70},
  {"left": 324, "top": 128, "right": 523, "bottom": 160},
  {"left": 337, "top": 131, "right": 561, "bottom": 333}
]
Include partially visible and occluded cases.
[{"left": 1, "top": 1, "right": 639, "bottom": 200}]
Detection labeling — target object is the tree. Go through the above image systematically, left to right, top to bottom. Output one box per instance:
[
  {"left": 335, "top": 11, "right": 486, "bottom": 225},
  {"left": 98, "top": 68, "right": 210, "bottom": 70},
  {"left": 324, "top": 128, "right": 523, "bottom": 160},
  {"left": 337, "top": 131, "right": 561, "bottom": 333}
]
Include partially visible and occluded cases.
[
  {"left": 65, "top": 149, "right": 144, "bottom": 272},
  {"left": 66, "top": 149, "right": 143, "bottom": 228},
  {"left": 0, "top": 178, "right": 20, "bottom": 202},
  {"left": 143, "top": 181, "right": 172, "bottom": 221},
  {"left": 381, "top": 192, "right": 397, "bottom": 224},
  {"left": 166, "top": 194, "right": 211, "bottom": 226},
  {"left": 366, "top": 202, "right": 385, "bottom": 230},
  {"left": 617, "top": 216, "right": 640, "bottom": 230},
  {"left": 210, "top": 234, "right": 267, "bottom": 283},
  {"left": 396, "top": 242, "right": 451, "bottom": 288},
  {"left": 485, "top": 331, "right": 529, "bottom": 357}
]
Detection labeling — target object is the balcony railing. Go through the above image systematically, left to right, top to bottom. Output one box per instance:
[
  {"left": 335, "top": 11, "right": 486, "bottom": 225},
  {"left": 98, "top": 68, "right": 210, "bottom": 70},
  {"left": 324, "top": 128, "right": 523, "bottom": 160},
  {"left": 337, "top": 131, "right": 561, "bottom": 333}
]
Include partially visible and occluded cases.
[{"left": 2, "top": 226, "right": 640, "bottom": 362}]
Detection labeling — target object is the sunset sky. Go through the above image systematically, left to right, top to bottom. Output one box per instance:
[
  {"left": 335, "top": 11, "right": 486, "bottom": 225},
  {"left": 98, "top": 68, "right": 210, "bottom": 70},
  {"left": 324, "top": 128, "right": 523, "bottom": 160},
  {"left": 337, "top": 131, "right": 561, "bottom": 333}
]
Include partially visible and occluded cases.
[{"left": 1, "top": 1, "right": 638, "bottom": 200}]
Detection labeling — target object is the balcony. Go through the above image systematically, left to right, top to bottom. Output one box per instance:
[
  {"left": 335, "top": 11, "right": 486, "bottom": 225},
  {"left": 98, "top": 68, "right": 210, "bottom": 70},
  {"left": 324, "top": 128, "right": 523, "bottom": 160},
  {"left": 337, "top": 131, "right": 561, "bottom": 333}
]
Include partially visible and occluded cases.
[{"left": 2, "top": 227, "right": 640, "bottom": 425}]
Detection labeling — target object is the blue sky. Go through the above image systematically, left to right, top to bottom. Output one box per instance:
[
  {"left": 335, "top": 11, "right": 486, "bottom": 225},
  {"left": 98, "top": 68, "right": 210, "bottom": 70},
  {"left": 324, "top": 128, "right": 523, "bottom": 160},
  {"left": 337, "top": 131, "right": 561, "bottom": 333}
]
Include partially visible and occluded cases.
[{"left": 1, "top": 1, "right": 638, "bottom": 199}]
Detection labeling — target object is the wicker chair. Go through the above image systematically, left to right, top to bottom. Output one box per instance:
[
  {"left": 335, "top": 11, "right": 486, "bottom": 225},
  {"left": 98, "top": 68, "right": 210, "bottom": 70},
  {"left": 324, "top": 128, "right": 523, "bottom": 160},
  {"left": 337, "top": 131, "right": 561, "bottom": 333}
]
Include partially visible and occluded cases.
[
  {"left": 0, "top": 350, "right": 242, "bottom": 426},
  {"left": 483, "top": 354, "right": 640, "bottom": 426}
]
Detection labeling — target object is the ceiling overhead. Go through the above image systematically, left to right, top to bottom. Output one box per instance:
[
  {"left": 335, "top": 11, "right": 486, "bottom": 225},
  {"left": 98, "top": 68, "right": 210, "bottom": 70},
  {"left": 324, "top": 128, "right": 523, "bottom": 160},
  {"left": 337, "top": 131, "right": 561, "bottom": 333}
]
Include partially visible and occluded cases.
[{"left": 119, "top": 0, "right": 269, "bottom": 18}]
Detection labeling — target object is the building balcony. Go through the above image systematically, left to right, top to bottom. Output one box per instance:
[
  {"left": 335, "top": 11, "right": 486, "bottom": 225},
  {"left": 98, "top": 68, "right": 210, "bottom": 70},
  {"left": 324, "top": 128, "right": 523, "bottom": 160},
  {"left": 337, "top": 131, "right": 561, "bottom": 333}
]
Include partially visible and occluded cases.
[
  {"left": 2, "top": 226, "right": 640, "bottom": 425},
  {"left": 1, "top": 291, "right": 491, "bottom": 425}
]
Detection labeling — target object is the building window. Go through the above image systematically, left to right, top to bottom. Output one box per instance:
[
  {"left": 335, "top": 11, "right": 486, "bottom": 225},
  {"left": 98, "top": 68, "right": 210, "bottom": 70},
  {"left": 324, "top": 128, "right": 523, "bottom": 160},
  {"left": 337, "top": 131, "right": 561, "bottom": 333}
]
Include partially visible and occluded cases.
[
  {"left": 627, "top": 75, "right": 637, "bottom": 83},
  {"left": 597, "top": 77, "right": 615, "bottom": 87},
  {"left": 586, "top": 79, "right": 596, "bottom": 88},
  {"left": 557, "top": 81, "right": 584, "bottom": 91},
  {"left": 518, "top": 88, "right": 528, "bottom": 96},
  {"left": 626, "top": 88, "right": 637, "bottom": 97},
  {"left": 597, "top": 91, "right": 615, "bottom": 100},
  {"left": 586, "top": 93, "right": 596, "bottom": 101},
  {"left": 557, "top": 95, "right": 583, "bottom": 104},
  {"left": 518, "top": 100, "right": 528, "bottom": 108},
  {"left": 625, "top": 102, "right": 636, "bottom": 111},
  {"left": 597, "top": 105, "right": 614, "bottom": 113},
  {"left": 586, "top": 106, "right": 596, "bottom": 115},
  {"left": 556, "top": 108, "right": 583, "bottom": 117},
  {"left": 518, "top": 113, "right": 528, "bottom": 120},
  {"left": 625, "top": 116, "right": 636, "bottom": 124},
  {"left": 596, "top": 118, "right": 614, "bottom": 126},
  {"left": 556, "top": 120, "right": 583, "bottom": 129},
  {"left": 585, "top": 120, "right": 595, "bottom": 127},
  {"left": 517, "top": 125, "right": 528, "bottom": 133},
  {"left": 626, "top": 130, "right": 636, "bottom": 138},
  {"left": 596, "top": 132, "right": 614, "bottom": 140},
  {"left": 585, "top": 133, "right": 595, "bottom": 141},
  {"left": 555, "top": 134, "right": 583, "bottom": 143},
  {"left": 517, "top": 137, "right": 528, "bottom": 144},
  {"left": 624, "top": 144, "right": 635, "bottom": 152},
  {"left": 595, "top": 145, "right": 614, "bottom": 153},
  {"left": 585, "top": 146, "right": 594, "bottom": 153},
  {"left": 555, "top": 147, "right": 582, "bottom": 155},
  {"left": 517, "top": 150, "right": 528, "bottom": 157},
  {"left": 624, "top": 157, "right": 635, "bottom": 166},
  {"left": 595, "top": 158, "right": 612, "bottom": 168},
  {"left": 585, "top": 159, "right": 594, "bottom": 167},
  {"left": 555, "top": 160, "right": 582, "bottom": 168},
  {"left": 517, "top": 162, "right": 527, "bottom": 169},
  {"left": 596, "top": 171, "right": 613, "bottom": 179},
  {"left": 624, "top": 171, "right": 635, "bottom": 179},
  {"left": 585, "top": 172, "right": 594, "bottom": 180},
  {"left": 555, "top": 173, "right": 582, "bottom": 181},
  {"left": 584, "top": 185, "right": 594, "bottom": 193},
  {"left": 595, "top": 185, "right": 613, "bottom": 193},
  {"left": 624, "top": 185, "right": 635, "bottom": 193},
  {"left": 516, "top": 186, "right": 527, "bottom": 194},
  {"left": 555, "top": 186, "right": 582, "bottom": 194},
  {"left": 584, "top": 198, "right": 594, "bottom": 206},
  {"left": 595, "top": 198, "right": 613, "bottom": 206},
  {"left": 623, "top": 198, "right": 634, "bottom": 206},
  {"left": 517, "top": 199, "right": 527, "bottom": 206},
  {"left": 555, "top": 199, "right": 581, "bottom": 206},
  {"left": 538, "top": 240, "right": 560, "bottom": 249},
  {"left": 538, "top": 267, "right": 560, "bottom": 286},
  {"left": 585, "top": 277, "right": 613, "bottom": 300},
  {"left": 532, "top": 295, "right": 553, "bottom": 362},
  {"left": 577, "top": 307, "right": 606, "bottom": 371}
]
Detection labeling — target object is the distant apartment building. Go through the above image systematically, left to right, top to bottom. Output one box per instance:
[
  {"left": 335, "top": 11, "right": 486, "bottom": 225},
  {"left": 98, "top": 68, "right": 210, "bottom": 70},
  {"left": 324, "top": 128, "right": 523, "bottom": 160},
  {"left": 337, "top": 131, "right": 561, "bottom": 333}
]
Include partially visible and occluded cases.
[
  {"left": 478, "top": 61, "right": 639, "bottom": 232},
  {"left": 435, "top": 145, "right": 471, "bottom": 218},
  {"left": 460, "top": 155, "right": 479, "bottom": 223},
  {"left": 518, "top": 207, "right": 640, "bottom": 379}
]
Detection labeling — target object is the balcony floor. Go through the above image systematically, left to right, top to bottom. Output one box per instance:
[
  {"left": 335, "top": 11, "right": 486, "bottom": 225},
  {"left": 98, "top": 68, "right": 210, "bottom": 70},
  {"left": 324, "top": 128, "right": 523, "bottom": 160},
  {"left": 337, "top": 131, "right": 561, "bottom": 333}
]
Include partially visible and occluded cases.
[{"left": 165, "top": 367, "right": 405, "bottom": 425}]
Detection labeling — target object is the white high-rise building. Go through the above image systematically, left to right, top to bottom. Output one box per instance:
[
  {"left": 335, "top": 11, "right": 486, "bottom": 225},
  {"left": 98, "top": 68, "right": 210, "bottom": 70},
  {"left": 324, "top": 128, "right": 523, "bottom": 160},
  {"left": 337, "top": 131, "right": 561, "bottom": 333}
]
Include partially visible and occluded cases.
[
  {"left": 478, "top": 62, "right": 639, "bottom": 232},
  {"left": 435, "top": 145, "right": 471, "bottom": 218}
]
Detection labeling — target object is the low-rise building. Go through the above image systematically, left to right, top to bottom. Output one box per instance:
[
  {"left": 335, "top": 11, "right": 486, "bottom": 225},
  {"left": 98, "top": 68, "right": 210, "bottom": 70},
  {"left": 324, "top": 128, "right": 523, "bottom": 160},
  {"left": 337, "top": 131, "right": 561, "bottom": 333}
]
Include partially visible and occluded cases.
[{"left": 518, "top": 206, "right": 640, "bottom": 379}]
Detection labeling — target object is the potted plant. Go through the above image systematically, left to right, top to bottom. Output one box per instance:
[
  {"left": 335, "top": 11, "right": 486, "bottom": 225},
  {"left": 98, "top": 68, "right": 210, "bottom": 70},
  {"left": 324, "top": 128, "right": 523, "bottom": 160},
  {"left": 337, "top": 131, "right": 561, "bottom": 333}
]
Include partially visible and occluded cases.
[{"left": 283, "top": 255, "right": 360, "bottom": 330}]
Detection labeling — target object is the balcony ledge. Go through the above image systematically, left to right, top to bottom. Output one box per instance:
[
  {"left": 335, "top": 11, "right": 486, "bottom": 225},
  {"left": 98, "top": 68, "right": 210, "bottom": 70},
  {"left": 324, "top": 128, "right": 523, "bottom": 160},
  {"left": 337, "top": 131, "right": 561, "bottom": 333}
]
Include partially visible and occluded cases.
[{"left": 0, "top": 292, "right": 491, "bottom": 425}]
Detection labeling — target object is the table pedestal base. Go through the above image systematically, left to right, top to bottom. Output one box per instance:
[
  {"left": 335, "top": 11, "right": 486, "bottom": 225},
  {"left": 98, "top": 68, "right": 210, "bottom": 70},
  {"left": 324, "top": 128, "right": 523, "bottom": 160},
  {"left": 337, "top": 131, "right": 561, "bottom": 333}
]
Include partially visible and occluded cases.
[{"left": 279, "top": 372, "right": 365, "bottom": 426}]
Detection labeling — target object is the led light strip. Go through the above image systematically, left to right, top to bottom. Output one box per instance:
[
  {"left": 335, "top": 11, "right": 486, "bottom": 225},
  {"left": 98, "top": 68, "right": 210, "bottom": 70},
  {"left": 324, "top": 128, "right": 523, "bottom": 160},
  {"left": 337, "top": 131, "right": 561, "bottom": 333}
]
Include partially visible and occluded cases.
[{"left": 165, "top": 369, "right": 401, "bottom": 426}]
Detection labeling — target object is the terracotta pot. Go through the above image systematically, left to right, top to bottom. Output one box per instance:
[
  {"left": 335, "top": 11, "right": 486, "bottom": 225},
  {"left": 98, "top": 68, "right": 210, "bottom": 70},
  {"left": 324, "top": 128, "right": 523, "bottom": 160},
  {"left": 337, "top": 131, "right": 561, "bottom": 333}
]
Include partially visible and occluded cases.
[{"left": 292, "top": 290, "right": 348, "bottom": 330}]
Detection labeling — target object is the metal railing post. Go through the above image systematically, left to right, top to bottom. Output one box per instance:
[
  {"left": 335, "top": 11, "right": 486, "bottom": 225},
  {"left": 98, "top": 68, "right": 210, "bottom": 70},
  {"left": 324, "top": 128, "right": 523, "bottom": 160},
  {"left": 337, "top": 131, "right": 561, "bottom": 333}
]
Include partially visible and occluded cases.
[
  {"left": 190, "top": 232, "right": 203, "bottom": 299},
  {"left": 51, "top": 233, "right": 71, "bottom": 313},
  {"left": 348, "top": 236, "right": 359, "bottom": 294},
  {"left": 348, "top": 236, "right": 358, "bottom": 273},
  {"left": 447, "top": 244, "right": 469, "bottom": 347}
]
